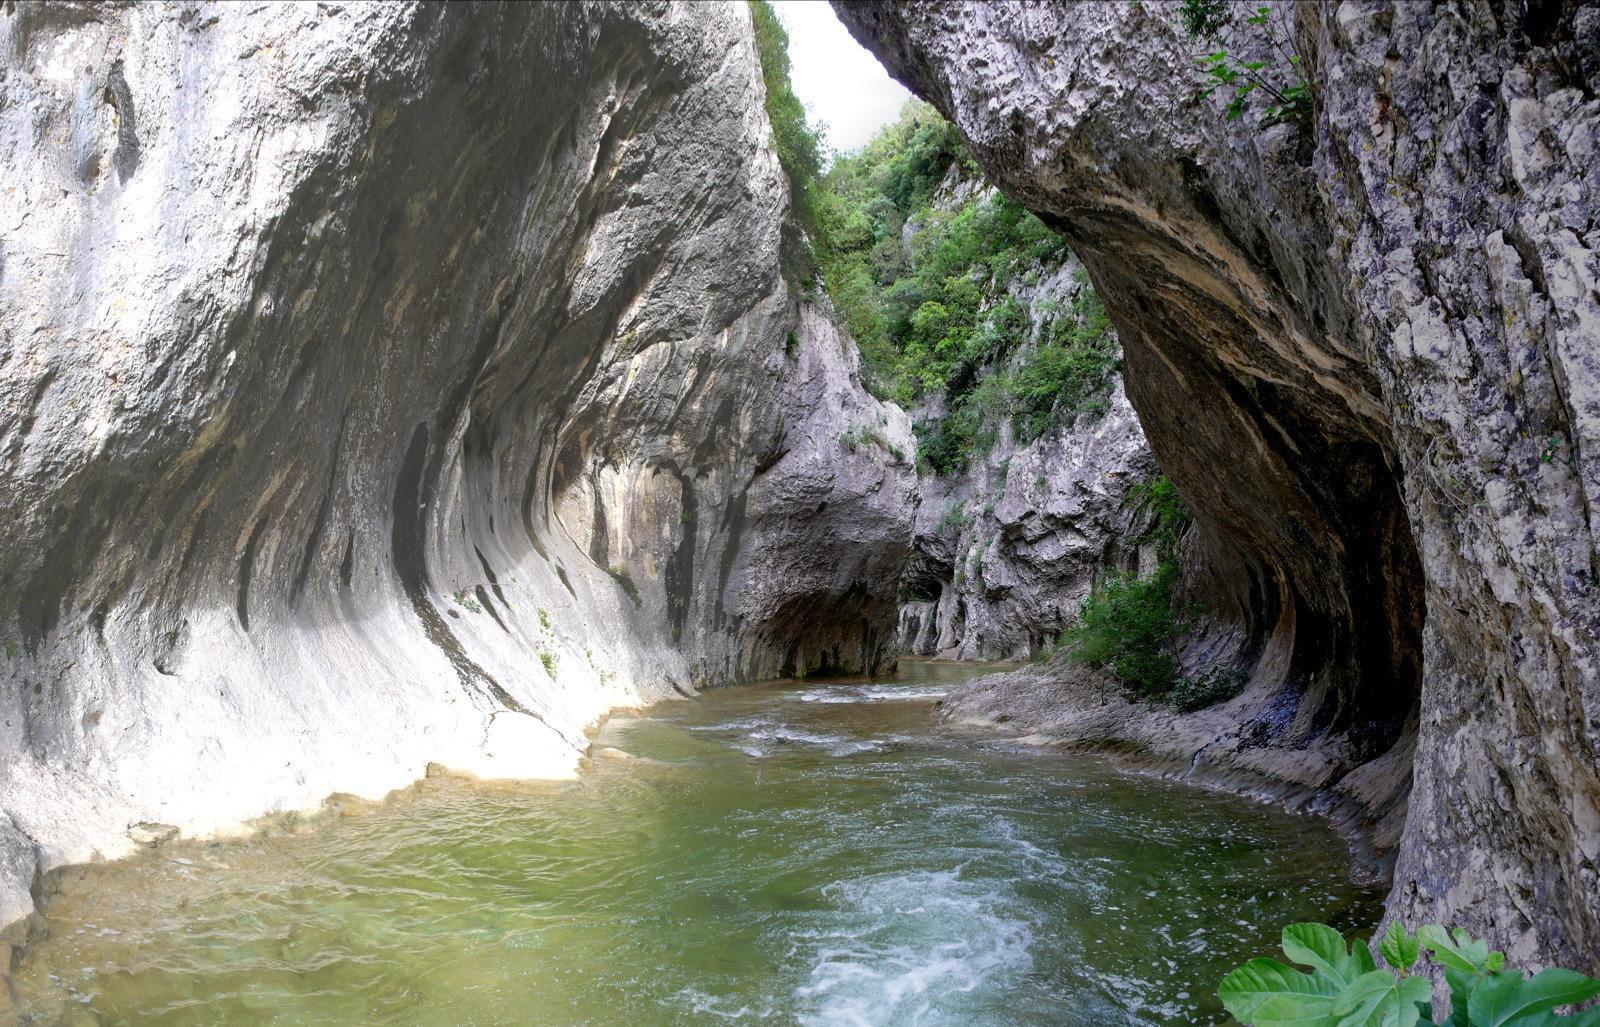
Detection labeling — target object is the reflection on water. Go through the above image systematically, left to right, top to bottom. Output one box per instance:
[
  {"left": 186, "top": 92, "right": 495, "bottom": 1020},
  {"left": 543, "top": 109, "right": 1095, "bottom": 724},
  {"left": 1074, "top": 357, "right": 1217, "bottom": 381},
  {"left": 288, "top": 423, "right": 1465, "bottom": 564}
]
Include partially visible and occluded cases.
[{"left": 10, "top": 660, "right": 1380, "bottom": 1025}]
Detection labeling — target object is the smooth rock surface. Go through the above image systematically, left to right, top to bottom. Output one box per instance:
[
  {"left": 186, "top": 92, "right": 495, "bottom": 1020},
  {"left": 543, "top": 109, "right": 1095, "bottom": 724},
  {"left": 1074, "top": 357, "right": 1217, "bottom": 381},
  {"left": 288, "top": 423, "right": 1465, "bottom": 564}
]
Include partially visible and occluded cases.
[
  {"left": 0, "top": 0, "right": 911, "bottom": 941},
  {"left": 839, "top": 0, "right": 1600, "bottom": 969}
]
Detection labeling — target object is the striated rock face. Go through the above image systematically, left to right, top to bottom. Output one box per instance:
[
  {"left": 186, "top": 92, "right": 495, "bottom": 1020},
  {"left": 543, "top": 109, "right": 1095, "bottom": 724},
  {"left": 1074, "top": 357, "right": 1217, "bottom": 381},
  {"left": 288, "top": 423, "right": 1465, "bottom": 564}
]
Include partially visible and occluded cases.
[
  {"left": 0, "top": 0, "right": 912, "bottom": 947},
  {"left": 839, "top": 0, "right": 1600, "bottom": 969},
  {"left": 900, "top": 254, "right": 1157, "bottom": 661},
  {"left": 737, "top": 301, "right": 918, "bottom": 676}
]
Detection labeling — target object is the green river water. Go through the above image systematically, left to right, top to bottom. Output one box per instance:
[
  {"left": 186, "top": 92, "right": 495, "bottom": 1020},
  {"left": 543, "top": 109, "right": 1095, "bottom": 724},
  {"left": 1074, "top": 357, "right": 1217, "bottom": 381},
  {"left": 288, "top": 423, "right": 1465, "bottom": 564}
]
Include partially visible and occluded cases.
[{"left": 10, "top": 661, "right": 1380, "bottom": 1025}]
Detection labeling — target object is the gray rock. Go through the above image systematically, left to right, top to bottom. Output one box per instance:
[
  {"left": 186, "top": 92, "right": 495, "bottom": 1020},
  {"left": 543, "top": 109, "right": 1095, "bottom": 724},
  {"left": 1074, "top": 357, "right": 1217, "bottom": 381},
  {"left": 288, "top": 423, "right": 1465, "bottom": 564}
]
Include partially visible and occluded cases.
[
  {"left": 839, "top": 0, "right": 1600, "bottom": 969},
  {"left": 0, "top": 1, "right": 911, "bottom": 939},
  {"left": 733, "top": 300, "right": 918, "bottom": 677}
]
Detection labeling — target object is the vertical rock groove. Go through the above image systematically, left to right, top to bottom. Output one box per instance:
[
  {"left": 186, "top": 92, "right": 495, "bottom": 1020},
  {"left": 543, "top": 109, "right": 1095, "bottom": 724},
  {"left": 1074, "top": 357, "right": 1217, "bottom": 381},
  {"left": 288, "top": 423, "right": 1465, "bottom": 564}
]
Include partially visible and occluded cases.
[{"left": 0, "top": 0, "right": 916, "bottom": 942}]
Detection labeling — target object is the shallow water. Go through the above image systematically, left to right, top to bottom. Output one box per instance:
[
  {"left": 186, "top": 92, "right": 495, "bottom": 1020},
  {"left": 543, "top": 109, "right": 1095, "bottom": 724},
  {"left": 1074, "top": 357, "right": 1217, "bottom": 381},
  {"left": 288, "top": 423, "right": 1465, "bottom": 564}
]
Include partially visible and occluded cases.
[{"left": 11, "top": 661, "right": 1380, "bottom": 1025}]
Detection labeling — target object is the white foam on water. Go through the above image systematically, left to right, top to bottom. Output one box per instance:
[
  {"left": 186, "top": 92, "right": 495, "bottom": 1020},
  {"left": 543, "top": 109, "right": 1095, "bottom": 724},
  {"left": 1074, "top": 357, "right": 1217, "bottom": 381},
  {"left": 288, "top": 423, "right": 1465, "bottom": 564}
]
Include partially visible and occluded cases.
[
  {"left": 795, "top": 685, "right": 949, "bottom": 704},
  {"left": 735, "top": 725, "right": 889, "bottom": 758},
  {"left": 790, "top": 868, "right": 1034, "bottom": 1026},
  {"left": 673, "top": 986, "right": 781, "bottom": 1022}
]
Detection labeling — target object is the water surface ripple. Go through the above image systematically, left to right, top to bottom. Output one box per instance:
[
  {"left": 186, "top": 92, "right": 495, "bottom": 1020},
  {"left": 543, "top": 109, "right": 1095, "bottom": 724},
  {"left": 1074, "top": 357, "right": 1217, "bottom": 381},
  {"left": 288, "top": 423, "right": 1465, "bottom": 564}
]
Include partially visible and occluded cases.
[{"left": 11, "top": 661, "right": 1380, "bottom": 1025}]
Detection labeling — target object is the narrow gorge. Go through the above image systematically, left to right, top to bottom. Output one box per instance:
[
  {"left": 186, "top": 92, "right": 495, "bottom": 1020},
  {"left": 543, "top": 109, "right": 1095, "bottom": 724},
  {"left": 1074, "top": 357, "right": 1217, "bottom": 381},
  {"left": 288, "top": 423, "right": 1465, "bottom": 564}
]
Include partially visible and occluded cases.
[{"left": 1, "top": 0, "right": 1596, "bottom": 1023}]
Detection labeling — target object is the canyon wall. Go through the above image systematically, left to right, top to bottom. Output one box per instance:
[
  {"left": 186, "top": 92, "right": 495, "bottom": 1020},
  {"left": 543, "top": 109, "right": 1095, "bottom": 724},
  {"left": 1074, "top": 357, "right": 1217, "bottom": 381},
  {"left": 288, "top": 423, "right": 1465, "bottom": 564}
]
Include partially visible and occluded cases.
[
  {"left": 0, "top": 0, "right": 913, "bottom": 952},
  {"left": 838, "top": 0, "right": 1600, "bottom": 969},
  {"left": 900, "top": 248, "right": 1157, "bottom": 662}
]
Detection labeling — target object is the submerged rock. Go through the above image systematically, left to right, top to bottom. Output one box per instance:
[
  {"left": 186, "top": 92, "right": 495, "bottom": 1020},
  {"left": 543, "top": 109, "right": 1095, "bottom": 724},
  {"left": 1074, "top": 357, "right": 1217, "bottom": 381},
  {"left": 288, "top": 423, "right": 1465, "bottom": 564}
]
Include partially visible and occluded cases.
[
  {"left": 839, "top": 0, "right": 1600, "bottom": 968},
  {"left": 0, "top": 2, "right": 912, "bottom": 935}
]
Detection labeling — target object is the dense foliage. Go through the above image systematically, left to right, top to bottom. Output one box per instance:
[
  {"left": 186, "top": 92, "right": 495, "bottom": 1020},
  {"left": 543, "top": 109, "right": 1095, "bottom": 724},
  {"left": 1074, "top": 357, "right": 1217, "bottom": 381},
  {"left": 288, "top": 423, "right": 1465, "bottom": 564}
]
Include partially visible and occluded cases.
[
  {"left": 749, "top": 1, "right": 822, "bottom": 230},
  {"left": 748, "top": 6, "right": 1120, "bottom": 475},
  {"left": 833, "top": 171, "right": 1121, "bottom": 472},
  {"left": 1064, "top": 563, "right": 1183, "bottom": 696},
  {"left": 1220, "top": 920, "right": 1600, "bottom": 1026}
]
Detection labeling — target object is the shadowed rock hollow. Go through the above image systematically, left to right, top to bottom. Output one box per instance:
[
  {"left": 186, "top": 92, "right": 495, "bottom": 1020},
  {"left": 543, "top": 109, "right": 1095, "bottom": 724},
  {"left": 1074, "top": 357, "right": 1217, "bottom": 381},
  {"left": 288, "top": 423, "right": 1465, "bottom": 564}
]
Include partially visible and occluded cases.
[
  {"left": 0, "top": 0, "right": 915, "bottom": 951},
  {"left": 837, "top": 0, "right": 1599, "bottom": 970}
]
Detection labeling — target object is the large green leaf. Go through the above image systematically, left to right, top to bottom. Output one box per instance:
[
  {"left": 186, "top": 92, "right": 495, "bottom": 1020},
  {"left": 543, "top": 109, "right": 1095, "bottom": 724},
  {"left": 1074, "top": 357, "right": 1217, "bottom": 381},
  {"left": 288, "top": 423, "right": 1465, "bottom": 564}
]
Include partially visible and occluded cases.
[
  {"left": 1283, "top": 923, "right": 1376, "bottom": 988},
  {"left": 1380, "top": 923, "right": 1421, "bottom": 973},
  {"left": 1419, "top": 926, "right": 1504, "bottom": 976},
  {"left": 1221, "top": 957, "right": 1341, "bottom": 1024},
  {"left": 1443, "top": 967, "right": 1477, "bottom": 1027},
  {"left": 1466, "top": 967, "right": 1600, "bottom": 1025},
  {"left": 1331, "top": 971, "right": 1431, "bottom": 1027},
  {"left": 1511, "top": 1009, "right": 1600, "bottom": 1027}
]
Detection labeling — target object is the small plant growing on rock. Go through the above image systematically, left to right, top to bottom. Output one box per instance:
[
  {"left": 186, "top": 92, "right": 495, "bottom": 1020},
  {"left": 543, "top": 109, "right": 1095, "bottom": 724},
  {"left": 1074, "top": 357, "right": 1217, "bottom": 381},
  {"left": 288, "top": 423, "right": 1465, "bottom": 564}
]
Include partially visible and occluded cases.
[
  {"left": 1182, "top": 2, "right": 1312, "bottom": 127},
  {"left": 840, "top": 424, "right": 872, "bottom": 451},
  {"left": 841, "top": 424, "right": 902, "bottom": 462},
  {"left": 941, "top": 501, "right": 975, "bottom": 531},
  {"left": 607, "top": 566, "right": 642, "bottom": 606},
  {"left": 451, "top": 590, "right": 482, "bottom": 614},
  {"left": 538, "top": 607, "right": 552, "bottom": 632},
  {"left": 538, "top": 649, "right": 558, "bottom": 678},
  {"left": 1166, "top": 664, "right": 1246, "bottom": 712},
  {"left": 1220, "top": 919, "right": 1600, "bottom": 1026}
]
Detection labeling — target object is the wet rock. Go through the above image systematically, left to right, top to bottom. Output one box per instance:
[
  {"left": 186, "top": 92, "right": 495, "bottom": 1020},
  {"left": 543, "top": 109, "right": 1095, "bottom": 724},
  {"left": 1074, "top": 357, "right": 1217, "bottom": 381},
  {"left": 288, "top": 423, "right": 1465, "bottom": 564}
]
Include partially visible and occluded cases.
[{"left": 838, "top": 0, "right": 1600, "bottom": 968}]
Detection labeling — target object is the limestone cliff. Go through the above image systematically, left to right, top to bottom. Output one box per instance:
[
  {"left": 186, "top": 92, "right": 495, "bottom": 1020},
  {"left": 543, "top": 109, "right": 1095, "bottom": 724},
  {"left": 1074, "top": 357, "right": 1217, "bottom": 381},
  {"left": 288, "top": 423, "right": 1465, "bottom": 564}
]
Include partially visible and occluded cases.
[
  {"left": 0, "top": 0, "right": 913, "bottom": 952},
  {"left": 838, "top": 0, "right": 1600, "bottom": 970},
  {"left": 900, "top": 250, "right": 1157, "bottom": 662}
]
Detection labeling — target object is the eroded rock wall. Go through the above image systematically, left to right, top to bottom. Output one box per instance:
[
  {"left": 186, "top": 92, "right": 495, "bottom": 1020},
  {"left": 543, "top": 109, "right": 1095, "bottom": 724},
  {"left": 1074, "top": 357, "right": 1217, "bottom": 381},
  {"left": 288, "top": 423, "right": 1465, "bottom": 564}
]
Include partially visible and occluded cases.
[
  {"left": 0, "top": 0, "right": 912, "bottom": 950},
  {"left": 838, "top": 0, "right": 1600, "bottom": 969}
]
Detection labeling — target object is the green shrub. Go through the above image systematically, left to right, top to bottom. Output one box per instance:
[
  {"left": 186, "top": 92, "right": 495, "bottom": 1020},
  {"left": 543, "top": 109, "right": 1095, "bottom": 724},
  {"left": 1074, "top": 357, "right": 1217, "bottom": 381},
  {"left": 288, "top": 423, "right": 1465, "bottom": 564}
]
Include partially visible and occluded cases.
[
  {"left": 1185, "top": 3, "right": 1313, "bottom": 127},
  {"left": 1127, "top": 474, "right": 1191, "bottom": 562},
  {"left": 1064, "top": 563, "right": 1182, "bottom": 696},
  {"left": 608, "top": 566, "right": 641, "bottom": 606},
  {"left": 538, "top": 649, "right": 558, "bottom": 678},
  {"left": 1167, "top": 665, "right": 1246, "bottom": 712},
  {"left": 1220, "top": 919, "right": 1600, "bottom": 1026}
]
